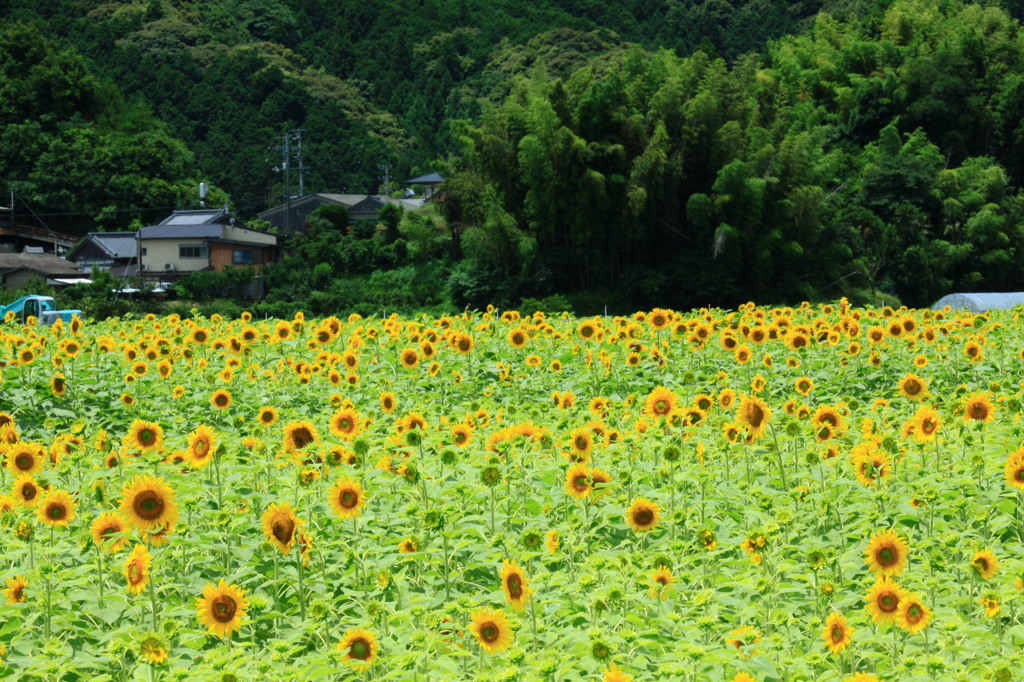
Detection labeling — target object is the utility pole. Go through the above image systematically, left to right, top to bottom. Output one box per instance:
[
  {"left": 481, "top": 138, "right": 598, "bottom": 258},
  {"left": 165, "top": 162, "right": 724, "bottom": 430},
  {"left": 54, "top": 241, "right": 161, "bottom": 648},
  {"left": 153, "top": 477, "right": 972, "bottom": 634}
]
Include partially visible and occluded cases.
[
  {"left": 293, "top": 129, "right": 307, "bottom": 198},
  {"left": 280, "top": 133, "right": 292, "bottom": 236},
  {"left": 378, "top": 163, "right": 392, "bottom": 197}
]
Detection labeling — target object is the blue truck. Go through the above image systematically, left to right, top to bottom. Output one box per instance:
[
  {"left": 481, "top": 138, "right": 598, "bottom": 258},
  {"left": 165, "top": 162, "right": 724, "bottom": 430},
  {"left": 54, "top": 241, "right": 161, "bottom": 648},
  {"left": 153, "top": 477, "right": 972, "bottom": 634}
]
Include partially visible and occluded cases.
[{"left": 0, "top": 295, "right": 82, "bottom": 326}]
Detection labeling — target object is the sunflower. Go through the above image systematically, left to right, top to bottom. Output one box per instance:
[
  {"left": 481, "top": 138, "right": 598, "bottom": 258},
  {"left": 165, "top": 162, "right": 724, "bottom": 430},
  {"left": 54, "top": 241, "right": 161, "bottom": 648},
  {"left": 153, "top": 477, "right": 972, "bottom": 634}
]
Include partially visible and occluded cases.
[
  {"left": 507, "top": 328, "right": 529, "bottom": 348},
  {"left": 454, "top": 333, "right": 475, "bottom": 354},
  {"left": 399, "top": 347, "right": 420, "bottom": 369},
  {"left": 50, "top": 373, "right": 67, "bottom": 397},
  {"left": 794, "top": 376, "right": 814, "bottom": 395},
  {"left": 643, "top": 386, "right": 678, "bottom": 420},
  {"left": 210, "top": 389, "right": 232, "bottom": 410},
  {"left": 962, "top": 393, "right": 995, "bottom": 424},
  {"left": 736, "top": 395, "right": 772, "bottom": 440},
  {"left": 910, "top": 405, "right": 941, "bottom": 443},
  {"left": 256, "top": 406, "right": 279, "bottom": 428},
  {"left": 329, "top": 406, "right": 363, "bottom": 440},
  {"left": 123, "top": 420, "right": 165, "bottom": 454},
  {"left": 283, "top": 421, "right": 320, "bottom": 452},
  {"left": 451, "top": 423, "right": 473, "bottom": 447},
  {"left": 184, "top": 425, "right": 217, "bottom": 469},
  {"left": 567, "top": 427, "right": 593, "bottom": 460},
  {"left": 5, "top": 442, "right": 44, "bottom": 477},
  {"left": 1005, "top": 448, "right": 1024, "bottom": 489},
  {"left": 853, "top": 449, "right": 891, "bottom": 487},
  {"left": 564, "top": 463, "right": 591, "bottom": 499},
  {"left": 119, "top": 475, "right": 178, "bottom": 531},
  {"left": 13, "top": 476, "right": 42, "bottom": 506},
  {"left": 328, "top": 477, "right": 366, "bottom": 519},
  {"left": 36, "top": 488, "right": 76, "bottom": 527},
  {"left": 625, "top": 497, "right": 661, "bottom": 532},
  {"left": 262, "top": 501, "right": 303, "bottom": 555},
  {"left": 90, "top": 511, "right": 130, "bottom": 553},
  {"left": 865, "top": 529, "right": 909, "bottom": 577},
  {"left": 545, "top": 530, "right": 559, "bottom": 554},
  {"left": 398, "top": 537, "right": 419, "bottom": 554},
  {"left": 123, "top": 544, "right": 151, "bottom": 595},
  {"left": 971, "top": 549, "right": 999, "bottom": 580},
  {"left": 500, "top": 559, "right": 532, "bottom": 611},
  {"left": 650, "top": 567, "right": 673, "bottom": 598},
  {"left": 3, "top": 575, "right": 27, "bottom": 604},
  {"left": 196, "top": 579, "right": 248, "bottom": 637},
  {"left": 865, "top": 579, "right": 904, "bottom": 625},
  {"left": 896, "top": 593, "right": 932, "bottom": 634},
  {"left": 980, "top": 595, "right": 1000, "bottom": 618},
  {"left": 470, "top": 606, "right": 513, "bottom": 654},
  {"left": 822, "top": 611, "right": 854, "bottom": 654},
  {"left": 726, "top": 625, "right": 761, "bottom": 651},
  {"left": 337, "top": 627, "right": 378, "bottom": 663},
  {"left": 138, "top": 633, "right": 169, "bottom": 664},
  {"left": 603, "top": 662, "right": 634, "bottom": 682},
  {"left": 731, "top": 675, "right": 757, "bottom": 682}
]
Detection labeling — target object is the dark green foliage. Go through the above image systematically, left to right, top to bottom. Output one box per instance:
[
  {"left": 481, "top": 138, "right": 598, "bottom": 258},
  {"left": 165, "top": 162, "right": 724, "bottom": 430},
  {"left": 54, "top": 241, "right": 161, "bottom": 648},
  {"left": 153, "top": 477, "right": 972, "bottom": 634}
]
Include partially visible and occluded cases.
[{"left": 8, "top": 1, "right": 1024, "bottom": 310}]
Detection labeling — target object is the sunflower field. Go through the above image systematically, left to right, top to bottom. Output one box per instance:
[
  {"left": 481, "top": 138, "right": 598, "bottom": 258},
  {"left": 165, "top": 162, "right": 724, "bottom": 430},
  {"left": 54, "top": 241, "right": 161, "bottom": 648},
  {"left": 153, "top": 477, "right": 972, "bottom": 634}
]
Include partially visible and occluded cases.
[{"left": 2, "top": 302, "right": 1024, "bottom": 681}]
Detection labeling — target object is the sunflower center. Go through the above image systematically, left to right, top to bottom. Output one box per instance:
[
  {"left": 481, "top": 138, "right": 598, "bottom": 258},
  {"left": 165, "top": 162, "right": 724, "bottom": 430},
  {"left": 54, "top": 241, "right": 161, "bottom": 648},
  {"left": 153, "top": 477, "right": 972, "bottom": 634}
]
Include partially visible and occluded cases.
[
  {"left": 905, "top": 380, "right": 921, "bottom": 395},
  {"left": 215, "top": 395, "right": 229, "bottom": 407},
  {"left": 745, "top": 402, "right": 765, "bottom": 428},
  {"left": 970, "top": 405, "right": 986, "bottom": 419},
  {"left": 340, "top": 418, "right": 352, "bottom": 432},
  {"left": 921, "top": 418, "right": 936, "bottom": 434},
  {"left": 292, "top": 428, "right": 313, "bottom": 448},
  {"left": 139, "top": 429, "right": 154, "bottom": 445},
  {"left": 574, "top": 436, "right": 588, "bottom": 451},
  {"left": 194, "top": 439, "right": 209, "bottom": 456},
  {"left": 14, "top": 453, "right": 33, "bottom": 470},
  {"left": 1016, "top": 468, "right": 1024, "bottom": 482},
  {"left": 573, "top": 475, "right": 588, "bottom": 490},
  {"left": 21, "top": 485, "right": 37, "bottom": 501},
  {"left": 134, "top": 491, "right": 165, "bottom": 520},
  {"left": 340, "top": 491, "right": 358, "bottom": 508},
  {"left": 47, "top": 504, "right": 66, "bottom": 520},
  {"left": 634, "top": 509, "right": 654, "bottom": 526},
  {"left": 272, "top": 518, "right": 295, "bottom": 546},
  {"left": 877, "top": 546, "right": 897, "bottom": 567},
  {"left": 974, "top": 559, "right": 989, "bottom": 574},
  {"left": 127, "top": 563, "right": 142, "bottom": 583},
  {"left": 506, "top": 575, "right": 523, "bottom": 599},
  {"left": 879, "top": 594, "right": 898, "bottom": 612},
  {"left": 211, "top": 595, "right": 237, "bottom": 622},
  {"left": 906, "top": 604, "right": 922, "bottom": 622},
  {"left": 480, "top": 623, "right": 499, "bottom": 642},
  {"left": 830, "top": 625, "right": 844, "bottom": 643},
  {"left": 349, "top": 638, "right": 371, "bottom": 660}
]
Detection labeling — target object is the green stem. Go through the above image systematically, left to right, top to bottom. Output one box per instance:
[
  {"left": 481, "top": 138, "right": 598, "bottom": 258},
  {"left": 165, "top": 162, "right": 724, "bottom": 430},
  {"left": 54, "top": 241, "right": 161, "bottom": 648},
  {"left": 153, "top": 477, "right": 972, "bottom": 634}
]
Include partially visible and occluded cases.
[{"left": 296, "top": 550, "right": 306, "bottom": 621}]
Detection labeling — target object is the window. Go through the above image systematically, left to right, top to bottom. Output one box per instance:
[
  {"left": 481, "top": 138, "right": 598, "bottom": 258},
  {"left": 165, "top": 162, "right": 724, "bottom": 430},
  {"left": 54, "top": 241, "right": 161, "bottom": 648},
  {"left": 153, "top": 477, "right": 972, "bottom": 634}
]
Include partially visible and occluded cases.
[
  {"left": 179, "top": 245, "right": 208, "bottom": 259},
  {"left": 140, "top": 248, "right": 147, "bottom": 256},
  {"left": 232, "top": 249, "right": 254, "bottom": 265}
]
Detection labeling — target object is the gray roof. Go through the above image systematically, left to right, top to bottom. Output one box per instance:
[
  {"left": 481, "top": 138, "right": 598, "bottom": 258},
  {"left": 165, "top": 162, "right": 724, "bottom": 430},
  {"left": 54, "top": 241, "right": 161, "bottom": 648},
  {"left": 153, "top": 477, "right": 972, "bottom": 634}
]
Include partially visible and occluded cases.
[
  {"left": 406, "top": 172, "right": 444, "bottom": 184},
  {"left": 160, "top": 209, "right": 229, "bottom": 225},
  {"left": 140, "top": 224, "right": 223, "bottom": 239},
  {"left": 77, "top": 232, "right": 138, "bottom": 259},
  {"left": 0, "top": 252, "right": 82, "bottom": 276},
  {"left": 932, "top": 292, "right": 1024, "bottom": 312}
]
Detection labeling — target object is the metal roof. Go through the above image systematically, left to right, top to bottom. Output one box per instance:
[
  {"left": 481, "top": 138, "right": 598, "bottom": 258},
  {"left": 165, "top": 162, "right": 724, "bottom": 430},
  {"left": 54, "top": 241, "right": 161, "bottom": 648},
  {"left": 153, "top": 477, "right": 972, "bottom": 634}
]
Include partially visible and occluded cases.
[
  {"left": 405, "top": 172, "right": 444, "bottom": 184},
  {"left": 931, "top": 292, "right": 1024, "bottom": 312}
]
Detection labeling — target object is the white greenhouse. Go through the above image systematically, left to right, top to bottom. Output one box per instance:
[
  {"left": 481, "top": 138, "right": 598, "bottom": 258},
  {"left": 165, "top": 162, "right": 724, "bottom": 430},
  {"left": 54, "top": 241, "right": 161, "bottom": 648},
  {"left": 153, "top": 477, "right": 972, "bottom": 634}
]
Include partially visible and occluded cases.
[{"left": 931, "top": 292, "right": 1024, "bottom": 313}]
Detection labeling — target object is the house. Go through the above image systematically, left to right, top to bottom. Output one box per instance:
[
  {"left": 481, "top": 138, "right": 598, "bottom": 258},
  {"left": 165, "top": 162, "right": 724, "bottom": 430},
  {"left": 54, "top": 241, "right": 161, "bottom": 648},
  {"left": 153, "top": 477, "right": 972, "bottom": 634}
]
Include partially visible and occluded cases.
[
  {"left": 405, "top": 172, "right": 444, "bottom": 200},
  {"left": 257, "top": 193, "right": 424, "bottom": 236},
  {"left": 138, "top": 209, "right": 278, "bottom": 280},
  {"left": 0, "top": 223, "right": 79, "bottom": 256},
  {"left": 66, "top": 232, "right": 141, "bottom": 277},
  {"left": 0, "top": 251, "right": 86, "bottom": 291}
]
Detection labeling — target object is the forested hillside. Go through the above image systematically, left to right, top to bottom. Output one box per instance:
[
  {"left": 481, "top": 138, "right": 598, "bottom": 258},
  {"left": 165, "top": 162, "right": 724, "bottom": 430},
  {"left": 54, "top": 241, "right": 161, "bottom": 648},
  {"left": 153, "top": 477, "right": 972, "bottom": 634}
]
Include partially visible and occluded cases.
[{"left": 4, "top": 0, "right": 1024, "bottom": 310}]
